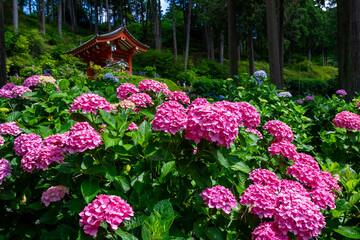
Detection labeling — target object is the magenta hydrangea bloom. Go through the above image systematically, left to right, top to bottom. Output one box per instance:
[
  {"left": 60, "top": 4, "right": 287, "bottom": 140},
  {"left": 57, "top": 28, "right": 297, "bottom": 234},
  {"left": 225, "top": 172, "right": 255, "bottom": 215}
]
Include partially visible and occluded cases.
[
  {"left": 22, "top": 75, "right": 42, "bottom": 87},
  {"left": 138, "top": 79, "right": 171, "bottom": 95},
  {"left": 1, "top": 82, "right": 16, "bottom": 90},
  {"left": 0, "top": 83, "right": 16, "bottom": 99},
  {"left": 116, "top": 83, "right": 139, "bottom": 100},
  {"left": 11, "top": 85, "right": 32, "bottom": 99},
  {"left": 336, "top": 89, "right": 347, "bottom": 96},
  {"left": 166, "top": 91, "right": 190, "bottom": 105},
  {"left": 69, "top": 92, "right": 111, "bottom": 115},
  {"left": 126, "top": 93, "right": 154, "bottom": 108},
  {"left": 305, "top": 95, "right": 314, "bottom": 101},
  {"left": 185, "top": 98, "right": 210, "bottom": 114},
  {"left": 297, "top": 100, "right": 303, "bottom": 104},
  {"left": 152, "top": 101, "right": 187, "bottom": 135},
  {"left": 357, "top": 101, "right": 360, "bottom": 109},
  {"left": 234, "top": 102, "right": 261, "bottom": 129},
  {"left": 185, "top": 103, "right": 238, "bottom": 148},
  {"left": 333, "top": 111, "right": 360, "bottom": 131},
  {"left": 263, "top": 120, "right": 293, "bottom": 142},
  {"left": 0, "top": 122, "right": 23, "bottom": 136},
  {"left": 65, "top": 122, "right": 102, "bottom": 154},
  {"left": 127, "top": 122, "right": 138, "bottom": 131},
  {"left": 245, "top": 128, "right": 263, "bottom": 139},
  {"left": 14, "top": 133, "right": 43, "bottom": 156},
  {"left": 43, "top": 133, "right": 69, "bottom": 147},
  {"left": 0, "top": 135, "right": 3, "bottom": 146},
  {"left": 268, "top": 141, "right": 298, "bottom": 160},
  {"left": 21, "top": 143, "right": 66, "bottom": 172},
  {"left": 295, "top": 153, "right": 320, "bottom": 170},
  {"left": 0, "top": 158, "right": 12, "bottom": 185},
  {"left": 287, "top": 161, "right": 319, "bottom": 188},
  {"left": 248, "top": 169, "right": 280, "bottom": 189},
  {"left": 239, "top": 184, "right": 278, "bottom": 218},
  {"left": 41, "top": 185, "right": 69, "bottom": 206},
  {"left": 199, "top": 185, "right": 238, "bottom": 214},
  {"left": 310, "top": 187, "right": 337, "bottom": 210},
  {"left": 274, "top": 190, "right": 325, "bottom": 240},
  {"left": 79, "top": 194, "right": 134, "bottom": 235},
  {"left": 251, "top": 222, "right": 290, "bottom": 240}
]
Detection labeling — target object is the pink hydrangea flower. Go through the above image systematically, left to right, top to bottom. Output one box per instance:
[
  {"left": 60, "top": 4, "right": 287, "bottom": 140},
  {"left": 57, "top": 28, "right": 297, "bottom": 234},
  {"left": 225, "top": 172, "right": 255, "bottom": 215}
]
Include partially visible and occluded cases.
[
  {"left": 22, "top": 75, "right": 42, "bottom": 87},
  {"left": 138, "top": 79, "right": 171, "bottom": 95},
  {"left": 1, "top": 82, "right": 16, "bottom": 90},
  {"left": 0, "top": 83, "right": 16, "bottom": 99},
  {"left": 116, "top": 83, "right": 139, "bottom": 100},
  {"left": 11, "top": 86, "right": 32, "bottom": 99},
  {"left": 336, "top": 89, "right": 347, "bottom": 96},
  {"left": 166, "top": 91, "right": 190, "bottom": 105},
  {"left": 69, "top": 92, "right": 111, "bottom": 115},
  {"left": 126, "top": 93, "right": 154, "bottom": 108},
  {"left": 305, "top": 95, "right": 314, "bottom": 101},
  {"left": 185, "top": 98, "right": 211, "bottom": 114},
  {"left": 297, "top": 100, "right": 303, "bottom": 104},
  {"left": 152, "top": 101, "right": 187, "bottom": 135},
  {"left": 357, "top": 101, "right": 360, "bottom": 109},
  {"left": 234, "top": 102, "right": 261, "bottom": 129},
  {"left": 185, "top": 103, "right": 238, "bottom": 148},
  {"left": 333, "top": 111, "right": 360, "bottom": 131},
  {"left": 263, "top": 120, "right": 293, "bottom": 142},
  {"left": 0, "top": 122, "right": 23, "bottom": 136},
  {"left": 65, "top": 122, "right": 102, "bottom": 154},
  {"left": 127, "top": 122, "right": 138, "bottom": 131},
  {"left": 14, "top": 133, "right": 43, "bottom": 156},
  {"left": 43, "top": 133, "right": 69, "bottom": 147},
  {"left": 0, "top": 135, "right": 3, "bottom": 146},
  {"left": 268, "top": 141, "right": 298, "bottom": 160},
  {"left": 21, "top": 143, "right": 65, "bottom": 172},
  {"left": 193, "top": 147, "right": 198, "bottom": 154},
  {"left": 0, "top": 158, "right": 12, "bottom": 185},
  {"left": 287, "top": 161, "right": 320, "bottom": 188},
  {"left": 248, "top": 169, "right": 280, "bottom": 189},
  {"left": 239, "top": 184, "right": 278, "bottom": 218},
  {"left": 41, "top": 185, "right": 69, "bottom": 206},
  {"left": 199, "top": 185, "right": 238, "bottom": 214},
  {"left": 310, "top": 187, "right": 337, "bottom": 210},
  {"left": 274, "top": 190, "right": 325, "bottom": 240},
  {"left": 79, "top": 194, "right": 134, "bottom": 235},
  {"left": 251, "top": 222, "right": 290, "bottom": 240}
]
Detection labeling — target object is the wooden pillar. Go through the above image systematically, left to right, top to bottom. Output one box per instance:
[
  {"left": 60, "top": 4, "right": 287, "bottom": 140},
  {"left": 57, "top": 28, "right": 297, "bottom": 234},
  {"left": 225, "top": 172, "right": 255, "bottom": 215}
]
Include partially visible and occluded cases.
[{"left": 128, "top": 54, "right": 132, "bottom": 75}]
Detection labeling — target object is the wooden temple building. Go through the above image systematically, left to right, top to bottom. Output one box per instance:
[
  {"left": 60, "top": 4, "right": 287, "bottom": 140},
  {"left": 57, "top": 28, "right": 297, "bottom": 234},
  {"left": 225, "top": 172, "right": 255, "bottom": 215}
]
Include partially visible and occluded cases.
[{"left": 65, "top": 27, "right": 149, "bottom": 77}]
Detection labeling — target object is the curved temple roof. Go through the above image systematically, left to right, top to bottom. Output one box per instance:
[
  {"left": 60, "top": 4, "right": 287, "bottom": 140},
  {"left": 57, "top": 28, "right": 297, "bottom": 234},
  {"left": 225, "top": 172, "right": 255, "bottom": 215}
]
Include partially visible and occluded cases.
[{"left": 65, "top": 26, "right": 149, "bottom": 56}]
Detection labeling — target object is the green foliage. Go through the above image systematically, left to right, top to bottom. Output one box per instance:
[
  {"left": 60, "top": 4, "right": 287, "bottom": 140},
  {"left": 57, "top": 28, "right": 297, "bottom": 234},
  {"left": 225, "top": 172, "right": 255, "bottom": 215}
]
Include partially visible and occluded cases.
[
  {"left": 144, "top": 66, "right": 157, "bottom": 78},
  {"left": 192, "top": 77, "right": 227, "bottom": 97},
  {"left": 286, "top": 77, "right": 337, "bottom": 96}
]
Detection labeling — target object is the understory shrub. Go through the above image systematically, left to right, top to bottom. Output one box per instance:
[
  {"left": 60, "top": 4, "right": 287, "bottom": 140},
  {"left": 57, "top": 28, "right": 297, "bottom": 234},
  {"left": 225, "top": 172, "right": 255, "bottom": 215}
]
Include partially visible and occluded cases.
[{"left": 286, "top": 77, "right": 337, "bottom": 96}]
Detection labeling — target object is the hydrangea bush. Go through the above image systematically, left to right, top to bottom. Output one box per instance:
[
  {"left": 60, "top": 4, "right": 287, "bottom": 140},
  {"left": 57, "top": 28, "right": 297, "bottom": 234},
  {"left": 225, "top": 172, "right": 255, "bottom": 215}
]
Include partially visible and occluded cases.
[{"left": 0, "top": 70, "right": 359, "bottom": 239}]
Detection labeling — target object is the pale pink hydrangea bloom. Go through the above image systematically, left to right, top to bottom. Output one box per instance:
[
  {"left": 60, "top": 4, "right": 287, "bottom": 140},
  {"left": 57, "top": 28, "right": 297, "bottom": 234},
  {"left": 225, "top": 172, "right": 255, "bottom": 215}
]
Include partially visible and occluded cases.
[
  {"left": 22, "top": 75, "right": 42, "bottom": 87},
  {"left": 38, "top": 76, "right": 56, "bottom": 84},
  {"left": 138, "top": 79, "right": 171, "bottom": 95},
  {"left": 116, "top": 83, "right": 139, "bottom": 100},
  {"left": 11, "top": 85, "right": 32, "bottom": 99},
  {"left": 166, "top": 91, "right": 190, "bottom": 105},
  {"left": 69, "top": 92, "right": 111, "bottom": 115},
  {"left": 126, "top": 93, "right": 154, "bottom": 108},
  {"left": 152, "top": 101, "right": 187, "bottom": 135},
  {"left": 185, "top": 103, "right": 238, "bottom": 148},
  {"left": 333, "top": 111, "right": 360, "bottom": 131},
  {"left": 263, "top": 120, "right": 293, "bottom": 142},
  {"left": 0, "top": 122, "right": 23, "bottom": 136},
  {"left": 65, "top": 122, "right": 102, "bottom": 154},
  {"left": 127, "top": 122, "right": 138, "bottom": 131},
  {"left": 245, "top": 128, "right": 263, "bottom": 139},
  {"left": 14, "top": 133, "right": 43, "bottom": 156},
  {"left": 0, "top": 135, "right": 3, "bottom": 146},
  {"left": 268, "top": 141, "right": 298, "bottom": 160},
  {"left": 21, "top": 143, "right": 66, "bottom": 172},
  {"left": 0, "top": 158, "right": 12, "bottom": 185},
  {"left": 239, "top": 184, "right": 278, "bottom": 218},
  {"left": 41, "top": 185, "right": 69, "bottom": 206},
  {"left": 199, "top": 185, "right": 238, "bottom": 214},
  {"left": 79, "top": 194, "right": 134, "bottom": 235},
  {"left": 251, "top": 222, "right": 290, "bottom": 240}
]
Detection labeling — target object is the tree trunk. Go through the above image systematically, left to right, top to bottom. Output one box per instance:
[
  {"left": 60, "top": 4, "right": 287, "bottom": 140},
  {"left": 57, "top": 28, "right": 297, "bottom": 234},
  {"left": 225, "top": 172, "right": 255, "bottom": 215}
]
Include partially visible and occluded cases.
[
  {"left": 0, "top": 0, "right": 7, "bottom": 87},
  {"left": 12, "top": 0, "right": 18, "bottom": 33},
  {"left": 29, "top": 0, "right": 31, "bottom": 14},
  {"left": 38, "top": 0, "right": 41, "bottom": 25},
  {"left": 41, "top": 0, "right": 46, "bottom": 33},
  {"left": 46, "top": 0, "right": 50, "bottom": 23},
  {"left": 51, "top": 0, "right": 54, "bottom": 22},
  {"left": 58, "top": 0, "right": 62, "bottom": 36},
  {"left": 63, "top": 0, "right": 65, "bottom": 23},
  {"left": 71, "top": 0, "right": 77, "bottom": 31},
  {"left": 94, "top": 0, "right": 98, "bottom": 34},
  {"left": 105, "top": 0, "right": 111, "bottom": 31},
  {"left": 120, "top": 0, "right": 124, "bottom": 25},
  {"left": 152, "top": 0, "right": 161, "bottom": 50},
  {"left": 158, "top": 0, "right": 162, "bottom": 50},
  {"left": 172, "top": 0, "right": 177, "bottom": 62},
  {"left": 184, "top": 0, "right": 191, "bottom": 72},
  {"left": 228, "top": 0, "right": 239, "bottom": 81},
  {"left": 266, "top": 0, "right": 282, "bottom": 88},
  {"left": 278, "top": 0, "right": 284, "bottom": 86},
  {"left": 337, "top": 0, "right": 360, "bottom": 98},
  {"left": 204, "top": 18, "right": 210, "bottom": 59},
  {"left": 210, "top": 26, "right": 214, "bottom": 61},
  {"left": 220, "top": 29, "right": 224, "bottom": 65},
  {"left": 248, "top": 33, "right": 255, "bottom": 76},
  {"left": 238, "top": 39, "right": 243, "bottom": 61},
  {"left": 288, "top": 42, "right": 292, "bottom": 64},
  {"left": 308, "top": 48, "right": 311, "bottom": 62},
  {"left": 322, "top": 48, "right": 325, "bottom": 66}
]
